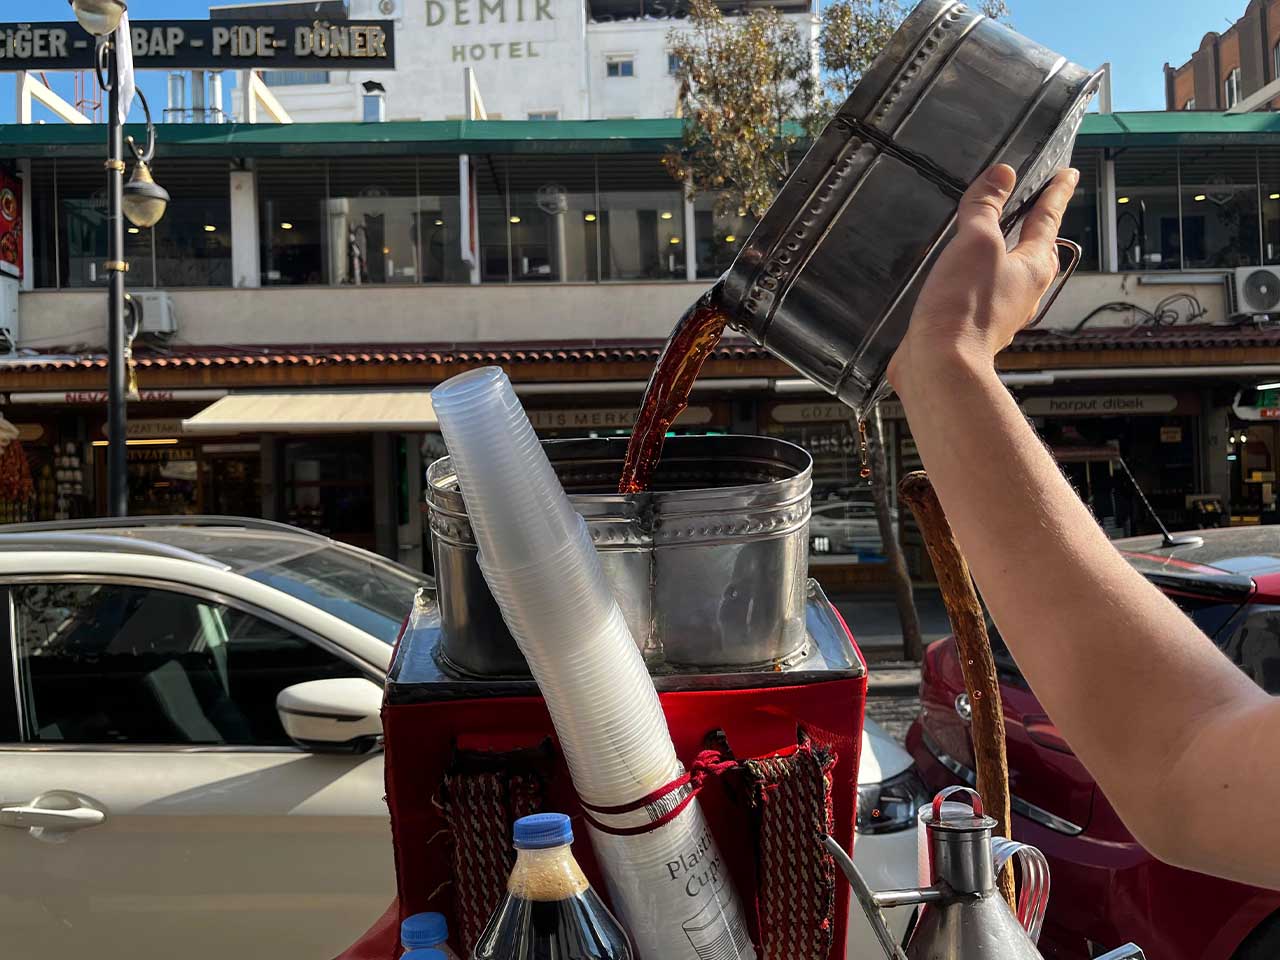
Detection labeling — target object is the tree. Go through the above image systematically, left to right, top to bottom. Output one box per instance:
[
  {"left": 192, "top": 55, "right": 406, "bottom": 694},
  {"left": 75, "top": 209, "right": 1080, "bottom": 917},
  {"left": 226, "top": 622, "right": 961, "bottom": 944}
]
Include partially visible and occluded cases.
[
  {"left": 664, "top": 0, "right": 821, "bottom": 220},
  {"left": 667, "top": 0, "right": 1012, "bottom": 217}
]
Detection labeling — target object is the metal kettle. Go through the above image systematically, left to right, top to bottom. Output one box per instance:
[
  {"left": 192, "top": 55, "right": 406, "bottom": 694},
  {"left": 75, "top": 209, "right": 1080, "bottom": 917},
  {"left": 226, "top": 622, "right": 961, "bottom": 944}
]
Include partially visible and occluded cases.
[{"left": 826, "top": 788, "right": 1145, "bottom": 960}]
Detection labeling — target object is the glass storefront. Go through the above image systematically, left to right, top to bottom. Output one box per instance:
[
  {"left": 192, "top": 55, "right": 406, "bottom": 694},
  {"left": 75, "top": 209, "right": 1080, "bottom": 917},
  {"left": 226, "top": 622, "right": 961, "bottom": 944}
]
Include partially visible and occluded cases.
[
  {"left": 1115, "top": 148, "right": 1182, "bottom": 271},
  {"left": 694, "top": 194, "right": 752, "bottom": 280},
  {"left": 763, "top": 402, "right": 891, "bottom": 566},
  {"left": 281, "top": 437, "right": 376, "bottom": 551}
]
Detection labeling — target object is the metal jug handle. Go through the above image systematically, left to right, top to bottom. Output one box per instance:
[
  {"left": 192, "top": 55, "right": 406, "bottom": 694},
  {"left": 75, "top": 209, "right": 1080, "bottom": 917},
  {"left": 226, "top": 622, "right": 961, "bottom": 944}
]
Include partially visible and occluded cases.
[
  {"left": 1026, "top": 237, "right": 1082, "bottom": 329},
  {"left": 823, "top": 835, "right": 945, "bottom": 960}
]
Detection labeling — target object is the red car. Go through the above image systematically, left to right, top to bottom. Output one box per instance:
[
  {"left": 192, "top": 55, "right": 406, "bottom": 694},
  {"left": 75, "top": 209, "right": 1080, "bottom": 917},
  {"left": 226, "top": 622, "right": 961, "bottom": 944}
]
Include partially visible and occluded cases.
[{"left": 907, "top": 526, "right": 1280, "bottom": 959}]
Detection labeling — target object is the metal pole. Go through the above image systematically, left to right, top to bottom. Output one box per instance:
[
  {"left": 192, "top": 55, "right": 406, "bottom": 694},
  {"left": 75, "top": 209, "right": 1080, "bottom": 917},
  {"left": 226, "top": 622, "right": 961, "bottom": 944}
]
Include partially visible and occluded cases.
[{"left": 106, "top": 39, "right": 128, "bottom": 517}]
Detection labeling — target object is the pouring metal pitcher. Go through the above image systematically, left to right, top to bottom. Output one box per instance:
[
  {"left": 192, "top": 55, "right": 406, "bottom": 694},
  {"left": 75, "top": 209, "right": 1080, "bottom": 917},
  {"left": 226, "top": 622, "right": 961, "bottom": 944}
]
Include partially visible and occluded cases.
[
  {"left": 722, "top": 0, "right": 1103, "bottom": 414},
  {"left": 826, "top": 788, "right": 1145, "bottom": 960}
]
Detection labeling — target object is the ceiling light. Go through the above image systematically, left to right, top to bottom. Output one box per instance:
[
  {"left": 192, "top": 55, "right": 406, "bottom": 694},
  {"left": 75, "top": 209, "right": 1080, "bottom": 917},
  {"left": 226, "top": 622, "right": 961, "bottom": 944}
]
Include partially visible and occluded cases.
[
  {"left": 1194, "top": 194, "right": 1207, "bottom": 202},
  {"left": 1271, "top": 194, "right": 1280, "bottom": 201},
  {"left": 1117, "top": 197, "right": 1130, "bottom": 204},
  {"left": 660, "top": 211, "right": 673, "bottom": 220},
  {"left": 584, "top": 212, "right": 597, "bottom": 222},
  {"left": 509, "top": 215, "right": 521, "bottom": 224},
  {"left": 434, "top": 219, "right": 443, "bottom": 226},
  {"left": 280, "top": 222, "right": 294, "bottom": 230},
  {"left": 203, "top": 224, "right": 216, "bottom": 232},
  {"left": 127, "top": 226, "right": 140, "bottom": 234},
  {"left": 724, "top": 235, "right": 736, "bottom": 243},
  {"left": 669, "top": 236, "right": 681, "bottom": 245},
  {"left": 381, "top": 246, "right": 390, "bottom": 255},
  {"left": 1257, "top": 381, "right": 1280, "bottom": 390}
]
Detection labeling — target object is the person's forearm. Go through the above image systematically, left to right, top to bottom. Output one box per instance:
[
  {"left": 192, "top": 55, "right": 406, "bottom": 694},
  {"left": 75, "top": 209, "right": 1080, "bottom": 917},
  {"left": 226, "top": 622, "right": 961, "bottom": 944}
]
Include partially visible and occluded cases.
[{"left": 892, "top": 346, "right": 1270, "bottom": 872}]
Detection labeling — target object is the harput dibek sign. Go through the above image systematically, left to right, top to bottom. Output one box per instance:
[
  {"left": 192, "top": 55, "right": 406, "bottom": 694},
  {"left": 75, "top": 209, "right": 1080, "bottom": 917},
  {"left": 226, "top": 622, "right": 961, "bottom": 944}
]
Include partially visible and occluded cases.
[{"left": 0, "top": 19, "right": 395, "bottom": 71}]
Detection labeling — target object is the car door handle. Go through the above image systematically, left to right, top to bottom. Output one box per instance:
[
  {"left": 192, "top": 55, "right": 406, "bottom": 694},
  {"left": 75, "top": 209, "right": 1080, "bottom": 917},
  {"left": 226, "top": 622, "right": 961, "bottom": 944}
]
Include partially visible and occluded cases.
[{"left": 0, "top": 790, "right": 107, "bottom": 837}]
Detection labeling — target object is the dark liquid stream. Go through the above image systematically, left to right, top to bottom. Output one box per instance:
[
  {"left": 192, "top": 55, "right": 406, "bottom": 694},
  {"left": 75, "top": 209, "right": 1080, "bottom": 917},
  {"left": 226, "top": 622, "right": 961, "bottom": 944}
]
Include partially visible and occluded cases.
[
  {"left": 618, "top": 284, "right": 730, "bottom": 494},
  {"left": 472, "top": 889, "right": 633, "bottom": 960}
]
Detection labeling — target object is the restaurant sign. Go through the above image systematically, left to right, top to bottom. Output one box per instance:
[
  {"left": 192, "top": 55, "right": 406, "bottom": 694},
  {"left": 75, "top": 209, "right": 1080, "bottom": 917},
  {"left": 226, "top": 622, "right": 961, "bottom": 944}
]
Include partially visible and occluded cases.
[
  {"left": 0, "top": 20, "right": 395, "bottom": 71},
  {"left": 1020, "top": 394, "right": 1180, "bottom": 417}
]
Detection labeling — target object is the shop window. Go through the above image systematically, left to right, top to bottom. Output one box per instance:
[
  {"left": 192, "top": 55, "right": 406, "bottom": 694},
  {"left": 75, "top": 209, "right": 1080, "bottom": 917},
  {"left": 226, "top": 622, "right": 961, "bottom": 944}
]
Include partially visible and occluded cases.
[
  {"left": 606, "top": 57, "right": 635, "bottom": 78},
  {"left": 262, "top": 70, "right": 330, "bottom": 86},
  {"left": 527, "top": 111, "right": 559, "bottom": 121},
  {"left": 1180, "top": 146, "right": 1261, "bottom": 269},
  {"left": 1061, "top": 148, "right": 1101, "bottom": 272},
  {"left": 1114, "top": 149, "right": 1183, "bottom": 271},
  {"left": 1259, "top": 150, "right": 1280, "bottom": 265},
  {"left": 495, "top": 155, "right": 599, "bottom": 283},
  {"left": 598, "top": 155, "right": 685, "bottom": 281},
  {"left": 417, "top": 156, "right": 469, "bottom": 283},
  {"left": 55, "top": 158, "right": 155, "bottom": 289},
  {"left": 327, "top": 158, "right": 420, "bottom": 285},
  {"left": 28, "top": 159, "right": 58, "bottom": 289},
  {"left": 151, "top": 159, "right": 233, "bottom": 288},
  {"left": 258, "top": 159, "right": 330, "bottom": 285},
  {"left": 694, "top": 194, "right": 753, "bottom": 280},
  {"left": 764, "top": 411, "right": 891, "bottom": 565},
  {"left": 282, "top": 438, "right": 376, "bottom": 551}
]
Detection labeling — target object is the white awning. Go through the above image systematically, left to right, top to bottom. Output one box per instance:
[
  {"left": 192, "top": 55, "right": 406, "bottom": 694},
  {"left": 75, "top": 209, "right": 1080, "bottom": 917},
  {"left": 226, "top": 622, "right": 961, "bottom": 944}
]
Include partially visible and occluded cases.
[{"left": 182, "top": 391, "right": 437, "bottom": 435}]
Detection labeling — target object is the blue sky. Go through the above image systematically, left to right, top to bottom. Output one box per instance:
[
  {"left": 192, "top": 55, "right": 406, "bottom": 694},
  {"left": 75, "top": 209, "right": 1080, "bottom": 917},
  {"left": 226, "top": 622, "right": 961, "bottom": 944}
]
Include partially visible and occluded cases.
[{"left": 0, "top": 0, "right": 1248, "bottom": 122}]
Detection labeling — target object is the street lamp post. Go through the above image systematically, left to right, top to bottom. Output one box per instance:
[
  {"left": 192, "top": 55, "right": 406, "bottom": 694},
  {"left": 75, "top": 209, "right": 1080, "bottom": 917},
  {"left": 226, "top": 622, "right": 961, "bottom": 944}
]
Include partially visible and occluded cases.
[{"left": 70, "top": 0, "right": 167, "bottom": 517}]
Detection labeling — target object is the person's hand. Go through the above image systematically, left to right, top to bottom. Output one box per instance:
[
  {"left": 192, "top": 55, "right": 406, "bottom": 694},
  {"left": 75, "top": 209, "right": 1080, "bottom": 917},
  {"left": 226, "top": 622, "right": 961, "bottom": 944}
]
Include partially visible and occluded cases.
[{"left": 887, "top": 163, "right": 1079, "bottom": 388}]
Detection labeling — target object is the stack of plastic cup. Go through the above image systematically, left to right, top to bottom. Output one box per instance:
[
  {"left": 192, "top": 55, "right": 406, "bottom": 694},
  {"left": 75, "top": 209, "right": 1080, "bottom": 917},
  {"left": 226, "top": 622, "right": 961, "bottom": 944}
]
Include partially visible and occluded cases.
[{"left": 433, "top": 367, "right": 755, "bottom": 960}]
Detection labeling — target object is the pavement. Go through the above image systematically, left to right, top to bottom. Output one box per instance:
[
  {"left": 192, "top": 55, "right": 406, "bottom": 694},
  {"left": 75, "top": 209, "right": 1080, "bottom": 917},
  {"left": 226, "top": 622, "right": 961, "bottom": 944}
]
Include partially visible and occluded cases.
[{"left": 830, "top": 587, "right": 950, "bottom": 744}]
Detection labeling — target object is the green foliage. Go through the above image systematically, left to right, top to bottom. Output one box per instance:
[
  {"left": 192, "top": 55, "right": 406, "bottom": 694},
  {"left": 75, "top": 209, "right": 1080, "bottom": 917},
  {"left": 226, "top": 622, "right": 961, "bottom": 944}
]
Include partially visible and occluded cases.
[{"left": 667, "top": 0, "right": 1012, "bottom": 218}]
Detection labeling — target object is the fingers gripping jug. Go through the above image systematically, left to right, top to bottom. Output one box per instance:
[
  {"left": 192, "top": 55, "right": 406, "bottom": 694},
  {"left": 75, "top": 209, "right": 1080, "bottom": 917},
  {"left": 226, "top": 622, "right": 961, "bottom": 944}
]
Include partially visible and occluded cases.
[{"left": 473, "top": 814, "right": 633, "bottom": 960}]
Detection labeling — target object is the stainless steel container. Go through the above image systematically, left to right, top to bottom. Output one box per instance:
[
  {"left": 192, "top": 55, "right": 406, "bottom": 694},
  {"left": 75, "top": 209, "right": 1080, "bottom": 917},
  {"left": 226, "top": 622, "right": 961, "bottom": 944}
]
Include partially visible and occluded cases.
[
  {"left": 723, "top": 0, "right": 1102, "bottom": 414},
  {"left": 426, "top": 434, "right": 812, "bottom": 677}
]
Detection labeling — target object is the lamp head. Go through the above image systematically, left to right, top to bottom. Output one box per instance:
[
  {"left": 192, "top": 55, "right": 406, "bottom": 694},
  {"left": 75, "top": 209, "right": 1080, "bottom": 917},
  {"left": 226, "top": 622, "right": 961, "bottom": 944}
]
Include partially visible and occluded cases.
[
  {"left": 69, "top": 0, "right": 127, "bottom": 37},
  {"left": 122, "top": 160, "right": 169, "bottom": 229}
]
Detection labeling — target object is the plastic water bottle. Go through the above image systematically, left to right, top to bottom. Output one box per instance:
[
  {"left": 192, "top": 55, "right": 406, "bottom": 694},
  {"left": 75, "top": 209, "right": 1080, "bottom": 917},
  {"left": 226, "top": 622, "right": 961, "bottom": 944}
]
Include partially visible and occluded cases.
[
  {"left": 472, "top": 813, "right": 633, "bottom": 960},
  {"left": 401, "top": 912, "right": 458, "bottom": 958}
]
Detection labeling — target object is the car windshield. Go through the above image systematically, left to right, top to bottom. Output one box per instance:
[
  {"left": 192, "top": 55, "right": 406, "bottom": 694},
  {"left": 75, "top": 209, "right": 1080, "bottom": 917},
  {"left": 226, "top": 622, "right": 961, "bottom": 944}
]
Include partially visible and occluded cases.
[{"left": 122, "top": 528, "right": 429, "bottom": 643}]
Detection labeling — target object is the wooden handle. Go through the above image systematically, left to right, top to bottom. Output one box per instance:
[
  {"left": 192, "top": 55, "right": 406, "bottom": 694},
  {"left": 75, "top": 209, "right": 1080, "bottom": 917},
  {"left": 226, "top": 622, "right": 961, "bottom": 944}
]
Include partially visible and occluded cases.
[{"left": 898, "top": 470, "right": 1016, "bottom": 909}]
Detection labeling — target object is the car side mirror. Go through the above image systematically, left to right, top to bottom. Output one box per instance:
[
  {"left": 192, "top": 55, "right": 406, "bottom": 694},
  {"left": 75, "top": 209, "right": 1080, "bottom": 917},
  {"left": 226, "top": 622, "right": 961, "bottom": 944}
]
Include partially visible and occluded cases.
[{"left": 276, "top": 678, "right": 384, "bottom": 754}]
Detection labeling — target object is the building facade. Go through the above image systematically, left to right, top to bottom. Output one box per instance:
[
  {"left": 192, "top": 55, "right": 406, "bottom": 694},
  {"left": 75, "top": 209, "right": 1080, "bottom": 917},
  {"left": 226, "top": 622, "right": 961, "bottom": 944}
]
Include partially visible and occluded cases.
[
  {"left": 211, "top": 0, "right": 817, "bottom": 123},
  {"left": 1164, "top": 0, "right": 1280, "bottom": 111},
  {"left": 4, "top": 113, "right": 1280, "bottom": 589}
]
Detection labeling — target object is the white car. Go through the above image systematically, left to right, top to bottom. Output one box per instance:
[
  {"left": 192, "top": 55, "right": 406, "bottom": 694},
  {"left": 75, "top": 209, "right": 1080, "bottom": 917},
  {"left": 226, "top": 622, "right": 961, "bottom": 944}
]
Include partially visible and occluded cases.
[
  {"left": 810, "top": 499, "right": 899, "bottom": 557},
  {"left": 0, "top": 517, "right": 920, "bottom": 959}
]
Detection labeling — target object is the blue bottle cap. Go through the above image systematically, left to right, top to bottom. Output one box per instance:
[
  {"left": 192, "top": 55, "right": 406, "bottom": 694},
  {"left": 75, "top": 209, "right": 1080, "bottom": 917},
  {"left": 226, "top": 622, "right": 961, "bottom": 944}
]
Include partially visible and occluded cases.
[
  {"left": 513, "top": 812, "right": 574, "bottom": 849},
  {"left": 401, "top": 912, "right": 449, "bottom": 948},
  {"left": 403, "top": 951, "right": 447, "bottom": 960}
]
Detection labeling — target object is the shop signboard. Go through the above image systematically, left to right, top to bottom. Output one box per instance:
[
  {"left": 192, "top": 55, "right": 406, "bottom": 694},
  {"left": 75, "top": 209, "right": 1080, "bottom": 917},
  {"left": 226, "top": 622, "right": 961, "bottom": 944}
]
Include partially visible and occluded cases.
[
  {"left": 0, "top": 19, "right": 395, "bottom": 71},
  {"left": 0, "top": 166, "right": 21, "bottom": 280},
  {"left": 1232, "top": 388, "right": 1280, "bottom": 421},
  {"left": 9, "top": 389, "right": 227, "bottom": 405},
  {"left": 1020, "top": 394, "right": 1180, "bottom": 417},
  {"left": 527, "top": 406, "right": 713, "bottom": 430},
  {"left": 100, "top": 418, "right": 185, "bottom": 440},
  {"left": 1160, "top": 426, "right": 1183, "bottom": 443}
]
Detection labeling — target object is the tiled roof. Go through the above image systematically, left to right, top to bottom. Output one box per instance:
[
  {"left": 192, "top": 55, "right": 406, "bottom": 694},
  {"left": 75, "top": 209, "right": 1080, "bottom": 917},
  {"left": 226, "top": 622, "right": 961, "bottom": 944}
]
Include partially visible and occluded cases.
[
  {"left": 3, "top": 323, "right": 1276, "bottom": 373},
  {"left": 1008, "top": 323, "right": 1280, "bottom": 352},
  {"left": 0, "top": 340, "right": 773, "bottom": 373}
]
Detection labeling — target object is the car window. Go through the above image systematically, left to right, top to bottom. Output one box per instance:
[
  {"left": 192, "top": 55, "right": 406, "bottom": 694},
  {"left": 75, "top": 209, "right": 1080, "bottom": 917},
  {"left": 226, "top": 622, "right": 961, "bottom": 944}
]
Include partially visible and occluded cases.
[
  {"left": 12, "top": 582, "right": 363, "bottom": 746},
  {"left": 1219, "top": 604, "right": 1280, "bottom": 695}
]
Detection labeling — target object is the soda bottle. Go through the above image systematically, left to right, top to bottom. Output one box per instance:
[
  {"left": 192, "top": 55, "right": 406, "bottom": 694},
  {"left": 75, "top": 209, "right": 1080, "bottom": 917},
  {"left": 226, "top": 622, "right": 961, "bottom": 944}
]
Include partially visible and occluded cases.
[
  {"left": 472, "top": 813, "right": 633, "bottom": 960},
  {"left": 401, "top": 912, "right": 459, "bottom": 958}
]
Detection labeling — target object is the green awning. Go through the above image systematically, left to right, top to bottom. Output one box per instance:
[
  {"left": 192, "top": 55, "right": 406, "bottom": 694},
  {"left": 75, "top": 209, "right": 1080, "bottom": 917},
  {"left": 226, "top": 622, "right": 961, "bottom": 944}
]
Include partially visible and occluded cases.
[{"left": 5, "top": 111, "right": 1280, "bottom": 160}]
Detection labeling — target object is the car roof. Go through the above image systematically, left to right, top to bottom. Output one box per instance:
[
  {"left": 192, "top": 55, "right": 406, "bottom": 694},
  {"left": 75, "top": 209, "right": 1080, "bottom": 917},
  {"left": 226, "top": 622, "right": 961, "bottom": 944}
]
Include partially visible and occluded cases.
[{"left": 1118, "top": 527, "right": 1280, "bottom": 595}]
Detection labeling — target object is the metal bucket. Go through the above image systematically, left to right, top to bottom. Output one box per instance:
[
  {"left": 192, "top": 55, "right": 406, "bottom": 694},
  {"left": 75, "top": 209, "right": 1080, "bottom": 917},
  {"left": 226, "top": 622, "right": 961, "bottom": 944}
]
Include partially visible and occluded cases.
[
  {"left": 722, "top": 0, "right": 1102, "bottom": 413},
  {"left": 426, "top": 434, "right": 812, "bottom": 677}
]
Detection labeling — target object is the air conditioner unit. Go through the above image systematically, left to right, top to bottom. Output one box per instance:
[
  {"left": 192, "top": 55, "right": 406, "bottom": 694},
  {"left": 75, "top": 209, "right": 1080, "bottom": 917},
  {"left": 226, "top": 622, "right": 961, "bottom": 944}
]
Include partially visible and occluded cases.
[
  {"left": 1234, "top": 266, "right": 1280, "bottom": 317},
  {"left": 0, "top": 275, "right": 18, "bottom": 352},
  {"left": 131, "top": 290, "right": 177, "bottom": 335}
]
